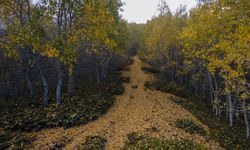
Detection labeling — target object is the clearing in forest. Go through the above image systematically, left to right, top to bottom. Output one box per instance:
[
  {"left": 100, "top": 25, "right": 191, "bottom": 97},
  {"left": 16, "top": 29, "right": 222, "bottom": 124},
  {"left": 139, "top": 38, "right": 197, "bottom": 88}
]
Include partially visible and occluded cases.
[{"left": 31, "top": 56, "right": 222, "bottom": 149}]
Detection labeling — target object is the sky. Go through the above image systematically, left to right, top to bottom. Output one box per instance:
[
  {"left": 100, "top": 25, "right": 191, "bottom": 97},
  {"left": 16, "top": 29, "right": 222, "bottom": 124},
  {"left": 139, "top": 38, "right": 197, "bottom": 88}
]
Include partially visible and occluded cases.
[
  {"left": 32, "top": 0, "right": 197, "bottom": 24},
  {"left": 121, "top": 0, "right": 197, "bottom": 24}
]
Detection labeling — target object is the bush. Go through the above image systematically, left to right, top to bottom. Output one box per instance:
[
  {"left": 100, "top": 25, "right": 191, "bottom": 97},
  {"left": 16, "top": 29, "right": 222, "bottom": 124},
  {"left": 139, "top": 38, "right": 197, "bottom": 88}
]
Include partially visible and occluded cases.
[
  {"left": 141, "top": 67, "right": 160, "bottom": 74},
  {"left": 122, "top": 77, "right": 131, "bottom": 83},
  {"left": 145, "top": 80, "right": 189, "bottom": 97},
  {"left": 144, "top": 81, "right": 164, "bottom": 91},
  {"left": 0, "top": 94, "right": 114, "bottom": 132},
  {"left": 175, "top": 119, "right": 207, "bottom": 136},
  {"left": 0, "top": 130, "right": 33, "bottom": 150},
  {"left": 124, "top": 132, "right": 206, "bottom": 150},
  {"left": 79, "top": 136, "right": 107, "bottom": 150}
]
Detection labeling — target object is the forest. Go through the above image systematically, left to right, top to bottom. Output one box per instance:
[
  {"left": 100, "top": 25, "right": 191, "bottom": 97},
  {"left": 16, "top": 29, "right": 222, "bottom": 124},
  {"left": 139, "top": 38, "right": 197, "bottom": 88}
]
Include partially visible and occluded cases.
[{"left": 0, "top": 0, "right": 249, "bottom": 149}]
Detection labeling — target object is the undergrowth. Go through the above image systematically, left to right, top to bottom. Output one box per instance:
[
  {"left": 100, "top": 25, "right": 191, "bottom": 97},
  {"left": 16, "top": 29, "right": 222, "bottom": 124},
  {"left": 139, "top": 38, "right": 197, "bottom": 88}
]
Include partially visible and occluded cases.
[
  {"left": 141, "top": 67, "right": 160, "bottom": 74},
  {"left": 144, "top": 68, "right": 250, "bottom": 150},
  {"left": 0, "top": 72, "right": 127, "bottom": 149},
  {"left": 175, "top": 119, "right": 207, "bottom": 136},
  {"left": 0, "top": 130, "right": 33, "bottom": 150},
  {"left": 123, "top": 132, "right": 206, "bottom": 150},
  {"left": 78, "top": 136, "right": 107, "bottom": 150}
]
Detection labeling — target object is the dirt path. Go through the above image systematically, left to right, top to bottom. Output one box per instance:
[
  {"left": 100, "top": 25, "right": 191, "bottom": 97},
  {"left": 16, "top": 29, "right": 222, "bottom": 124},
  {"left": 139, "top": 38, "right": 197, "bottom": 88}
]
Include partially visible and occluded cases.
[{"left": 31, "top": 56, "right": 222, "bottom": 149}]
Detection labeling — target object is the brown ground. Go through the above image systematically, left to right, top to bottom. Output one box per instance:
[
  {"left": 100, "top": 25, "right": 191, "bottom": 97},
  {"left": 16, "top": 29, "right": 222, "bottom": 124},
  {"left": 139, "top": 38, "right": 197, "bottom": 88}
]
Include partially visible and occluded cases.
[{"left": 31, "top": 56, "right": 222, "bottom": 150}]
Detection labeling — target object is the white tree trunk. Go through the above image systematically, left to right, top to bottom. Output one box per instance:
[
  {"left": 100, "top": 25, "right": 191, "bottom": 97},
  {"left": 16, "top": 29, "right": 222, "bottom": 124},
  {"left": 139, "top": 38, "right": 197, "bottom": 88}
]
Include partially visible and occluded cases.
[
  {"left": 37, "top": 59, "right": 49, "bottom": 106},
  {"left": 56, "top": 62, "right": 64, "bottom": 105},
  {"left": 25, "top": 67, "right": 34, "bottom": 98},
  {"left": 67, "top": 72, "right": 75, "bottom": 96},
  {"left": 228, "top": 94, "right": 234, "bottom": 127},
  {"left": 243, "top": 100, "right": 250, "bottom": 139}
]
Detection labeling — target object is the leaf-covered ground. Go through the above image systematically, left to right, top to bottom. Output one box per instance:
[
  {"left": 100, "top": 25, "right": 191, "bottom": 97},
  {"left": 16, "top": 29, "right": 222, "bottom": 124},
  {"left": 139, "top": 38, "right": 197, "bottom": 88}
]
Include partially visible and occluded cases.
[{"left": 29, "top": 56, "right": 221, "bottom": 149}]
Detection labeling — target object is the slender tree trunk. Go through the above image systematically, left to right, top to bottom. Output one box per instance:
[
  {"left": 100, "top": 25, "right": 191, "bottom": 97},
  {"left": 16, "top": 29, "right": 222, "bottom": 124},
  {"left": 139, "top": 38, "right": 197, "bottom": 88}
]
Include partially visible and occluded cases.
[
  {"left": 95, "top": 57, "right": 101, "bottom": 83},
  {"left": 37, "top": 59, "right": 49, "bottom": 106},
  {"left": 101, "top": 59, "right": 109, "bottom": 81},
  {"left": 56, "top": 61, "right": 64, "bottom": 105},
  {"left": 67, "top": 62, "right": 77, "bottom": 96},
  {"left": 0, "top": 63, "right": 9, "bottom": 99},
  {"left": 96, "top": 64, "right": 101, "bottom": 84},
  {"left": 101, "top": 64, "right": 105, "bottom": 81},
  {"left": 25, "top": 66, "right": 34, "bottom": 98},
  {"left": 171, "top": 66, "right": 174, "bottom": 81},
  {"left": 207, "top": 70, "right": 216, "bottom": 112},
  {"left": 67, "top": 72, "right": 75, "bottom": 96},
  {"left": 41, "top": 74, "right": 49, "bottom": 106},
  {"left": 213, "top": 76, "right": 221, "bottom": 117},
  {"left": 209, "top": 88, "right": 215, "bottom": 110},
  {"left": 228, "top": 93, "right": 234, "bottom": 127},
  {"left": 214, "top": 95, "right": 218, "bottom": 116},
  {"left": 242, "top": 100, "right": 250, "bottom": 139}
]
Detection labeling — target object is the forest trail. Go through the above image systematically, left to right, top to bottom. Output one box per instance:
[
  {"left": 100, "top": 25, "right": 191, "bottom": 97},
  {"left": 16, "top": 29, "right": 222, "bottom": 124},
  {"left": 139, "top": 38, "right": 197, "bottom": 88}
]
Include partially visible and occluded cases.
[{"left": 31, "top": 56, "right": 222, "bottom": 149}]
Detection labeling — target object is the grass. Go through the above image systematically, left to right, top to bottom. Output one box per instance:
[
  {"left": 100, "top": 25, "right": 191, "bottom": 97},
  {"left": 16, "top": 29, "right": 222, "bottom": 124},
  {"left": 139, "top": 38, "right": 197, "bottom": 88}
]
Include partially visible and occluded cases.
[
  {"left": 0, "top": 72, "right": 128, "bottom": 149},
  {"left": 144, "top": 73, "right": 250, "bottom": 150},
  {"left": 123, "top": 132, "right": 206, "bottom": 150}
]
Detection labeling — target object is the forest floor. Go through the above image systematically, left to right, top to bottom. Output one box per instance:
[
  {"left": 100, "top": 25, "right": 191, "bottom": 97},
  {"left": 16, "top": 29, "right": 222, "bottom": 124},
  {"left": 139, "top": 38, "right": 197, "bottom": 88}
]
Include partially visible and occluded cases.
[{"left": 31, "top": 56, "right": 222, "bottom": 149}]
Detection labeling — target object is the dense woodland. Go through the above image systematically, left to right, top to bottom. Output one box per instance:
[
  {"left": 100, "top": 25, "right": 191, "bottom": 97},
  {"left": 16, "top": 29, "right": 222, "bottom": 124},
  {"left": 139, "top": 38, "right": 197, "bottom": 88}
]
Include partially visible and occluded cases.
[
  {"left": 0, "top": 0, "right": 250, "bottom": 149},
  {"left": 0, "top": 0, "right": 134, "bottom": 103},
  {"left": 0, "top": 0, "right": 134, "bottom": 148},
  {"left": 139, "top": 0, "right": 250, "bottom": 141}
]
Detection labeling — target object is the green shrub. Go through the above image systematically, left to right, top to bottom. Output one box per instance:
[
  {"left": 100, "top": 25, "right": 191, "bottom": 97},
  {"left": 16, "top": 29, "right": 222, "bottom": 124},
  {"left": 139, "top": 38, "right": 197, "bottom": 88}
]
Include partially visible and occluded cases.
[
  {"left": 142, "top": 67, "right": 160, "bottom": 74},
  {"left": 143, "top": 67, "right": 192, "bottom": 98},
  {"left": 122, "top": 77, "right": 131, "bottom": 83},
  {"left": 144, "top": 80, "right": 187, "bottom": 97},
  {"left": 144, "top": 81, "right": 164, "bottom": 91},
  {"left": 174, "top": 86, "right": 189, "bottom": 97},
  {"left": 0, "top": 94, "right": 114, "bottom": 131},
  {"left": 175, "top": 119, "right": 207, "bottom": 136},
  {"left": 0, "top": 130, "right": 33, "bottom": 150},
  {"left": 124, "top": 132, "right": 206, "bottom": 150},
  {"left": 79, "top": 136, "right": 107, "bottom": 150}
]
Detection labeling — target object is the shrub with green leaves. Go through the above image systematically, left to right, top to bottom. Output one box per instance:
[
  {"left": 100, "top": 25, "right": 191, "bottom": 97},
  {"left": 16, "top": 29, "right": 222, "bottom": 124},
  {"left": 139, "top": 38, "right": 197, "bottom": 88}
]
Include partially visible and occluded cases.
[
  {"left": 142, "top": 67, "right": 160, "bottom": 74},
  {"left": 122, "top": 77, "right": 131, "bottom": 83},
  {"left": 144, "top": 80, "right": 189, "bottom": 98},
  {"left": 175, "top": 119, "right": 207, "bottom": 136},
  {"left": 0, "top": 130, "right": 33, "bottom": 150},
  {"left": 124, "top": 132, "right": 206, "bottom": 150},
  {"left": 79, "top": 136, "right": 107, "bottom": 150}
]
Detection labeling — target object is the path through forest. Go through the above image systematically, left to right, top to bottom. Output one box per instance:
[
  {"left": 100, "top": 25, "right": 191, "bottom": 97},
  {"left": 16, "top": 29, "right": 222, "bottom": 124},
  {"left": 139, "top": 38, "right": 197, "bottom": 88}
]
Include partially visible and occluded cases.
[{"left": 32, "top": 56, "right": 222, "bottom": 149}]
